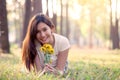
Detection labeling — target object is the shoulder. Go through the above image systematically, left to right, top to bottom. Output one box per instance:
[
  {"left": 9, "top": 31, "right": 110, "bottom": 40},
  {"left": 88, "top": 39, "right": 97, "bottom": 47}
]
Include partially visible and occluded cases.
[
  {"left": 53, "top": 33, "right": 70, "bottom": 52},
  {"left": 53, "top": 33, "right": 69, "bottom": 42}
]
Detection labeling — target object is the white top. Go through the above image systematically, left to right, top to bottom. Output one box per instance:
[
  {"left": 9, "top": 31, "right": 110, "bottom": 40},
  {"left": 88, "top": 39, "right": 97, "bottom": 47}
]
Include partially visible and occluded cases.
[{"left": 36, "top": 33, "right": 70, "bottom": 72}]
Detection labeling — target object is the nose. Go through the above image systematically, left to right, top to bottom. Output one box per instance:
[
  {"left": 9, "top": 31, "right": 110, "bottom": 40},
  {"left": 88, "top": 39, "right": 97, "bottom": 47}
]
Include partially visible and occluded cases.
[{"left": 40, "top": 31, "right": 46, "bottom": 37}]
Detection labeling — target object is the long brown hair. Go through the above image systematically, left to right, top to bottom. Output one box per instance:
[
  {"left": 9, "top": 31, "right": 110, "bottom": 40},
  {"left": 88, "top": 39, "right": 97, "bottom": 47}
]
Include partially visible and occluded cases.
[{"left": 22, "top": 13, "right": 55, "bottom": 71}]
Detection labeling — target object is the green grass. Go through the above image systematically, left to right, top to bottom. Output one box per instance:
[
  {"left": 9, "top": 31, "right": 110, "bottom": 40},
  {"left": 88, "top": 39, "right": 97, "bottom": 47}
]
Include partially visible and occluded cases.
[{"left": 0, "top": 45, "right": 120, "bottom": 80}]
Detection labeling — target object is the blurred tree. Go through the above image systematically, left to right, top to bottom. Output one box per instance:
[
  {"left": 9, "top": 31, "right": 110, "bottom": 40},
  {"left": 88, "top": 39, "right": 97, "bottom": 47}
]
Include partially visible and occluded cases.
[
  {"left": 0, "top": 0, "right": 10, "bottom": 53},
  {"left": 6, "top": 0, "right": 24, "bottom": 47},
  {"left": 14, "top": 0, "right": 24, "bottom": 45},
  {"left": 22, "top": 0, "right": 31, "bottom": 42},
  {"left": 31, "top": 0, "right": 42, "bottom": 17},
  {"left": 46, "top": 0, "right": 49, "bottom": 16},
  {"left": 51, "top": 0, "right": 57, "bottom": 32},
  {"left": 60, "top": 0, "right": 63, "bottom": 35},
  {"left": 66, "top": 0, "right": 70, "bottom": 39},
  {"left": 77, "top": 0, "right": 110, "bottom": 48},
  {"left": 109, "top": 0, "right": 119, "bottom": 49},
  {"left": 52, "top": 12, "right": 57, "bottom": 32}
]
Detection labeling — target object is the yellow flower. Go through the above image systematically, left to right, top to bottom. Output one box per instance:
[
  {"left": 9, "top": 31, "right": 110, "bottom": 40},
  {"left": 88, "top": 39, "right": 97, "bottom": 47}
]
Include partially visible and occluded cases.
[
  {"left": 39, "top": 43, "right": 54, "bottom": 64},
  {"left": 43, "top": 44, "right": 52, "bottom": 49},
  {"left": 40, "top": 47, "right": 46, "bottom": 54},
  {"left": 48, "top": 48, "right": 54, "bottom": 54}
]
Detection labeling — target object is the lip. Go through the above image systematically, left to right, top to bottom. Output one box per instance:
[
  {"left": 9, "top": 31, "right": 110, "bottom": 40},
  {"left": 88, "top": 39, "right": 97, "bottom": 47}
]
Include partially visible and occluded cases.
[
  {"left": 40, "top": 38, "right": 48, "bottom": 43},
  {"left": 42, "top": 38, "right": 47, "bottom": 41}
]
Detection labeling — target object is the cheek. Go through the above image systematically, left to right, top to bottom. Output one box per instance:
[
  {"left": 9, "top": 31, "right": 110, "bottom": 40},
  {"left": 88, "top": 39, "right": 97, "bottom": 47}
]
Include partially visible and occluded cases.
[
  {"left": 47, "top": 29, "right": 52, "bottom": 34},
  {"left": 47, "top": 32, "right": 52, "bottom": 37},
  {"left": 36, "top": 33, "right": 40, "bottom": 39}
]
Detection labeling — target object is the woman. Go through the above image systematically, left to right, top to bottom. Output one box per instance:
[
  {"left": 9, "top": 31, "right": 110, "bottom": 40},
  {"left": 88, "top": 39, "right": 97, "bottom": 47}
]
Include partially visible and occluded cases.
[{"left": 22, "top": 13, "right": 70, "bottom": 75}]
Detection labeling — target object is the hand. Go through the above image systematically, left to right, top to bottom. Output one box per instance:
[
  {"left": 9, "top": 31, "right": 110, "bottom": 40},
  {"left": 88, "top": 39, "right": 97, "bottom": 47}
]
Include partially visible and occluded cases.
[
  {"left": 38, "top": 64, "right": 54, "bottom": 77},
  {"left": 38, "top": 64, "right": 64, "bottom": 77},
  {"left": 44, "top": 64, "right": 55, "bottom": 73}
]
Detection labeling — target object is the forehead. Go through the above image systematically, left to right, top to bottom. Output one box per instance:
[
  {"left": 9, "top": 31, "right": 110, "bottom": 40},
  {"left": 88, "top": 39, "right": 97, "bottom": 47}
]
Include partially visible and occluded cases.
[{"left": 37, "top": 22, "right": 50, "bottom": 29}]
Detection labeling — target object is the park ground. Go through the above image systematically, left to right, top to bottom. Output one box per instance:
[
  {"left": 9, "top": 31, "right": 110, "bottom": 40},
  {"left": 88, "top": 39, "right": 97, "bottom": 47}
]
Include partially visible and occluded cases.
[{"left": 0, "top": 45, "right": 120, "bottom": 80}]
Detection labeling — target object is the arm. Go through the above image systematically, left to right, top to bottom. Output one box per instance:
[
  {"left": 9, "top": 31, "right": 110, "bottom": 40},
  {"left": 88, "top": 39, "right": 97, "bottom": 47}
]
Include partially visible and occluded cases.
[
  {"left": 56, "top": 48, "right": 69, "bottom": 72},
  {"left": 34, "top": 54, "right": 43, "bottom": 72}
]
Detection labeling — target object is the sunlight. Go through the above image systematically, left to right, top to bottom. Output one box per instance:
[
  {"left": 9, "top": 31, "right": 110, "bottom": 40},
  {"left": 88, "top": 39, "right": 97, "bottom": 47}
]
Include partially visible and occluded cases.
[
  {"left": 6, "top": 0, "right": 13, "bottom": 5},
  {"left": 7, "top": 0, "right": 24, "bottom": 5},
  {"left": 42, "top": 0, "right": 47, "bottom": 14},
  {"left": 42, "top": 0, "right": 56, "bottom": 18},
  {"left": 48, "top": 0, "right": 53, "bottom": 18},
  {"left": 52, "top": 0, "right": 57, "bottom": 14},
  {"left": 56, "top": 0, "right": 61, "bottom": 16},
  {"left": 110, "top": 0, "right": 120, "bottom": 23},
  {"left": 111, "top": 0, "right": 116, "bottom": 12},
  {"left": 111, "top": 0, "right": 120, "bottom": 17},
  {"left": 116, "top": 0, "right": 120, "bottom": 17},
  {"left": 69, "top": 2, "right": 81, "bottom": 20},
  {"left": 10, "top": 13, "right": 19, "bottom": 20}
]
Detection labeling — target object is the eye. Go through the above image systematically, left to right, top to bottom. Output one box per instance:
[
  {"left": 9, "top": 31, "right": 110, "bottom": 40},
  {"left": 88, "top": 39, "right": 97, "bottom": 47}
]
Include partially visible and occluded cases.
[{"left": 43, "top": 27, "right": 47, "bottom": 32}]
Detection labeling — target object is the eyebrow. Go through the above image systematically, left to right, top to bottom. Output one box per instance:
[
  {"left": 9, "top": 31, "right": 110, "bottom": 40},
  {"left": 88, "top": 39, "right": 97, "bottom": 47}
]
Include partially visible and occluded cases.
[{"left": 37, "top": 26, "right": 47, "bottom": 31}]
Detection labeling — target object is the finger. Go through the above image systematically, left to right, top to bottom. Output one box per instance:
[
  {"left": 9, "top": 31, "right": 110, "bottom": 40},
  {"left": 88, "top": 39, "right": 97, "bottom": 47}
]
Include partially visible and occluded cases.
[
  {"left": 45, "top": 64, "right": 54, "bottom": 70},
  {"left": 45, "top": 66, "right": 54, "bottom": 72}
]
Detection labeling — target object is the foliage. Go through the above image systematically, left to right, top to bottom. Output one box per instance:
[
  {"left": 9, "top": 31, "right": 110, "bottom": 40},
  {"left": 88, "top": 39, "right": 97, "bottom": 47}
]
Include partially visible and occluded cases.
[{"left": 69, "top": 0, "right": 110, "bottom": 41}]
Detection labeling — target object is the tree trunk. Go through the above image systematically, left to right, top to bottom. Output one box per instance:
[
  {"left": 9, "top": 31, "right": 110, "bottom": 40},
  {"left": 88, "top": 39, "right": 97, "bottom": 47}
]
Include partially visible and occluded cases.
[
  {"left": 0, "top": 0, "right": 10, "bottom": 53},
  {"left": 22, "top": 0, "right": 31, "bottom": 42},
  {"left": 31, "top": 0, "right": 42, "bottom": 17},
  {"left": 46, "top": 0, "right": 49, "bottom": 16},
  {"left": 51, "top": 0, "right": 57, "bottom": 32},
  {"left": 60, "top": 0, "right": 63, "bottom": 35},
  {"left": 66, "top": 0, "right": 70, "bottom": 39},
  {"left": 109, "top": 0, "right": 119, "bottom": 49},
  {"left": 112, "top": 0, "right": 119, "bottom": 49},
  {"left": 89, "top": 9, "right": 93, "bottom": 48},
  {"left": 52, "top": 13, "right": 57, "bottom": 32},
  {"left": 112, "top": 24, "right": 119, "bottom": 49}
]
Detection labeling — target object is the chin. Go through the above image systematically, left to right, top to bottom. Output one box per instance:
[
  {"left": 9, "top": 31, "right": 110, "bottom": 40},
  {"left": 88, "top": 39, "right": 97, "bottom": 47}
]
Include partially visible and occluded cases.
[
  {"left": 40, "top": 40, "right": 49, "bottom": 44},
  {"left": 42, "top": 42, "right": 48, "bottom": 44}
]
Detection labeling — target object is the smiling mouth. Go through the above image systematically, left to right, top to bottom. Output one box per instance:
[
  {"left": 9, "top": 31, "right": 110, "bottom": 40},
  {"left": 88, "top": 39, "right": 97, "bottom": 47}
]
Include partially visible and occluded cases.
[
  {"left": 41, "top": 38, "right": 47, "bottom": 42},
  {"left": 41, "top": 39, "right": 46, "bottom": 42}
]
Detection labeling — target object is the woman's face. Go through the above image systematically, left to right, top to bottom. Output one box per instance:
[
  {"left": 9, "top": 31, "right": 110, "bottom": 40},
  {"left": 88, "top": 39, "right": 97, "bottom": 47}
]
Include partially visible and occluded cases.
[{"left": 36, "top": 22, "right": 53, "bottom": 44}]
